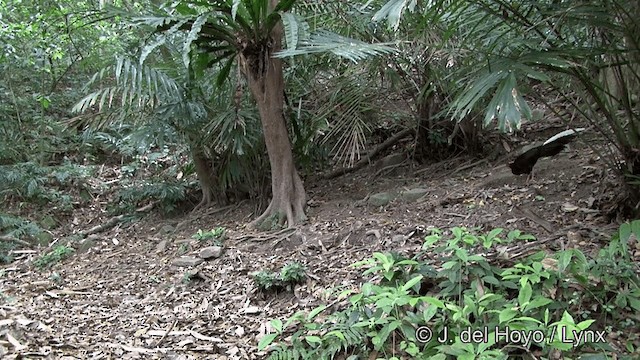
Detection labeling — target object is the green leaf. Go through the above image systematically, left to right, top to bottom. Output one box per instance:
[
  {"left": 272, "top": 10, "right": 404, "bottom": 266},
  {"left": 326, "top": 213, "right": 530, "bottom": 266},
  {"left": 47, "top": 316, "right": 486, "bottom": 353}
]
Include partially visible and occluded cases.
[
  {"left": 231, "top": 0, "right": 240, "bottom": 20},
  {"left": 241, "top": 0, "right": 258, "bottom": 26},
  {"left": 273, "top": 0, "right": 296, "bottom": 13},
  {"left": 372, "top": 0, "right": 418, "bottom": 31},
  {"left": 281, "top": 12, "right": 300, "bottom": 50},
  {"left": 264, "top": 13, "right": 282, "bottom": 33},
  {"left": 183, "top": 15, "right": 208, "bottom": 70},
  {"left": 274, "top": 30, "right": 396, "bottom": 62},
  {"left": 140, "top": 33, "right": 168, "bottom": 65},
  {"left": 216, "top": 55, "right": 236, "bottom": 87},
  {"left": 631, "top": 220, "right": 640, "bottom": 239},
  {"left": 619, "top": 222, "right": 632, "bottom": 243},
  {"left": 452, "top": 227, "right": 464, "bottom": 239},
  {"left": 486, "top": 228, "right": 503, "bottom": 241},
  {"left": 424, "top": 234, "right": 440, "bottom": 246},
  {"left": 455, "top": 248, "right": 469, "bottom": 262},
  {"left": 557, "top": 250, "right": 573, "bottom": 272},
  {"left": 442, "top": 261, "right": 457, "bottom": 270},
  {"left": 402, "top": 275, "right": 423, "bottom": 291},
  {"left": 483, "top": 275, "right": 500, "bottom": 286},
  {"left": 518, "top": 282, "right": 532, "bottom": 306},
  {"left": 478, "top": 293, "right": 502, "bottom": 306},
  {"left": 422, "top": 296, "right": 445, "bottom": 308},
  {"left": 525, "top": 297, "right": 552, "bottom": 311},
  {"left": 628, "top": 297, "right": 640, "bottom": 312},
  {"left": 422, "top": 303, "right": 438, "bottom": 322},
  {"left": 307, "top": 305, "right": 327, "bottom": 321},
  {"left": 499, "top": 308, "right": 518, "bottom": 323},
  {"left": 284, "top": 311, "right": 305, "bottom": 328},
  {"left": 560, "top": 311, "right": 575, "bottom": 324},
  {"left": 511, "top": 316, "right": 543, "bottom": 325},
  {"left": 270, "top": 319, "right": 283, "bottom": 333},
  {"left": 576, "top": 319, "right": 595, "bottom": 330},
  {"left": 376, "top": 320, "right": 402, "bottom": 350},
  {"left": 326, "top": 330, "right": 346, "bottom": 341},
  {"left": 477, "top": 331, "right": 496, "bottom": 353},
  {"left": 257, "top": 333, "right": 277, "bottom": 350},
  {"left": 305, "top": 335, "right": 322, "bottom": 344}
]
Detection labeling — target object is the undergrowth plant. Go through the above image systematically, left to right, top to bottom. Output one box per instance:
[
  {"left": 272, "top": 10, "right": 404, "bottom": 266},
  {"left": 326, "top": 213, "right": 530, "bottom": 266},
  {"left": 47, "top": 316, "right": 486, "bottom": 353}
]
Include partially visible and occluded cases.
[
  {"left": 109, "top": 144, "right": 193, "bottom": 215},
  {"left": 0, "top": 161, "right": 94, "bottom": 207},
  {"left": 114, "top": 180, "right": 187, "bottom": 214},
  {"left": 0, "top": 213, "right": 44, "bottom": 262},
  {"left": 261, "top": 225, "right": 640, "bottom": 359},
  {"left": 192, "top": 227, "right": 226, "bottom": 245},
  {"left": 33, "top": 245, "right": 75, "bottom": 269},
  {"left": 252, "top": 262, "right": 307, "bottom": 291}
]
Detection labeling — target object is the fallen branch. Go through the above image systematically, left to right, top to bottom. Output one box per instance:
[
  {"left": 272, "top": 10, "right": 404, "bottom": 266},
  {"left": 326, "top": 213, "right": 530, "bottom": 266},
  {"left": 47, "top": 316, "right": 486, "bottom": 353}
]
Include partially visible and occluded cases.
[
  {"left": 323, "top": 128, "right": 415, "bottom": 179},
  {"left": 450, "top": 159, "right": 489, "bottom": 176},
  {"left": 373, "top": 161, "right": 407, "bottom": 179},
  {"left": 516, "top": 206, "right": 555, "bottom": 233},
  {"left": 79, "top": 214, "right": 127, "bottom": 237},
  {"left": 236, "top": 227, "right": 297, "bottom": 243},
  {"left": 0, "top": 235, "right": 30, "bottom": 246},
  {"left": 154, "top": 319, "right": 177, "bottom": 348}
]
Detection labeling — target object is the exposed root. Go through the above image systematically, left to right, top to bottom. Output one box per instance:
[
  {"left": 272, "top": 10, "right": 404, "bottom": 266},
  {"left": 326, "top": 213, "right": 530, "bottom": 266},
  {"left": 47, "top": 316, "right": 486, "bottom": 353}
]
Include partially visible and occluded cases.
[
  {"left": 249, "top": 172, "right": 306, "bottom": 229},
  {"left": 191, "top": 190, "right": 212, "bottom": 214}
]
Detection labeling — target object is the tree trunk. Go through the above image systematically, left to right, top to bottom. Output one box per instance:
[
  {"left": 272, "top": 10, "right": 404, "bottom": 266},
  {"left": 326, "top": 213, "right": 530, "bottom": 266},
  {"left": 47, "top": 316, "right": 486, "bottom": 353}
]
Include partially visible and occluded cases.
[
  {"left": 239, "top": 8, "right": 306, "bottom": 228},
  {"left": 191, "top": 146, "right": 227, "bottom": 212}
]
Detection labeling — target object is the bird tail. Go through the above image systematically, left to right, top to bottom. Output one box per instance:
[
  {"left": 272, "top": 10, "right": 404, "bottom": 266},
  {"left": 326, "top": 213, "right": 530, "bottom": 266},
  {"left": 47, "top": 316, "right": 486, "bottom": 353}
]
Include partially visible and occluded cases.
[{"left": 542, "top": 128, "right": 586, "bottom": 145}]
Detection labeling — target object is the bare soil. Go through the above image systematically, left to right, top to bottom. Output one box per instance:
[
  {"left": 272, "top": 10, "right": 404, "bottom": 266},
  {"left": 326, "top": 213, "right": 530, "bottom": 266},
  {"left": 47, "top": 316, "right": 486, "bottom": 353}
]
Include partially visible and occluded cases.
[{"left": 0, "top": 131, "right": 629, "bottom": 359}]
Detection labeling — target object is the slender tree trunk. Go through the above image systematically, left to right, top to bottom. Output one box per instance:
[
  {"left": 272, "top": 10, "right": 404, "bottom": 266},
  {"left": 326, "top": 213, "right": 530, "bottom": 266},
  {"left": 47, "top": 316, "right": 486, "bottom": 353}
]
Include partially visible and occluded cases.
[
  {"left": 239, "top": 5, "right": 306, "bottom": 228},
  {"left": 190, "top": 146, "right": 227, "bottom": 211}
]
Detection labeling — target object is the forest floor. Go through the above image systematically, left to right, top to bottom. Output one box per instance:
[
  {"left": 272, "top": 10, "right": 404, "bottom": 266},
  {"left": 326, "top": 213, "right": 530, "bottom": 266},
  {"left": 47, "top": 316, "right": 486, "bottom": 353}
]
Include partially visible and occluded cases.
[{"left": 0, "top": 125, "right": 631, "bottom": 359}]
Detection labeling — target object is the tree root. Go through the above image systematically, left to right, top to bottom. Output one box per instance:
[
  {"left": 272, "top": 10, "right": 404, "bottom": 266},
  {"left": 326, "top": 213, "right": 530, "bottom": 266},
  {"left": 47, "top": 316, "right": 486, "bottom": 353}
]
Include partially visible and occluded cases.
[
  {"left": 249, "top": 171, "right": 306, "bottom": 229},
  {"left": 191, "top": 192, "right": 212, "bottom": 214}
]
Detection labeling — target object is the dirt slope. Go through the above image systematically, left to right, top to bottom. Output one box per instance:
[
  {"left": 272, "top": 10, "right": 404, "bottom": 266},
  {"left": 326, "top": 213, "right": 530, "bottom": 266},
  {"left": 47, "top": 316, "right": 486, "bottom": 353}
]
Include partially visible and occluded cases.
[{"left": 0, "top": 137, "right": 624, "bottom": 359}]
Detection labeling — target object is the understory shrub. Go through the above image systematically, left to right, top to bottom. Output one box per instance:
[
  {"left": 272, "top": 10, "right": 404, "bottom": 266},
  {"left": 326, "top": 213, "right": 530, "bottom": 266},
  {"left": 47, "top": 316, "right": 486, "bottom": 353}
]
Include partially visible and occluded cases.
[{"left": 261, "top": 223, "right": 640, "bottom": 359}]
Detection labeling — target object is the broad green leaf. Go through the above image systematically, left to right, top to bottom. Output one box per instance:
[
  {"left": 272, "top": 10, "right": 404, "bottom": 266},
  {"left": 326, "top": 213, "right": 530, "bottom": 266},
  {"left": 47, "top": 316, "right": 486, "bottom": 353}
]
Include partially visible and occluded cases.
[
  {"left": 372, "top": 0, "right": 418, "bottom": 31},
  {"left": 402, "top": 275, "right": 423, "bottom": 291},
  {"left": 518, "top": 282, "right": 532, "bottom": 306},
  {"left": 307, "top": 304, "right": 327, "bottom": 321},
  {"left": 499, "top": 308, "right": 518, "bottom": 323},
  {"left": 270, "top": 319, "right": 283, "bottom": 333},
  {"left": 257, "top": 333, "right": 277, "bottom": 350},
  {"left": 305, "top": 335, "right": 322, "bottom": 344}
]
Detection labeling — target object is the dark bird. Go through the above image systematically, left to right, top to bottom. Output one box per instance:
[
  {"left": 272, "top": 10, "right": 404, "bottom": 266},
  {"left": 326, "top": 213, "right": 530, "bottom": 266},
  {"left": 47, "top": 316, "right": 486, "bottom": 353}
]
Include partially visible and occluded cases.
[{"left": 509, "top": 128, "right": 585, "bottom": 177}]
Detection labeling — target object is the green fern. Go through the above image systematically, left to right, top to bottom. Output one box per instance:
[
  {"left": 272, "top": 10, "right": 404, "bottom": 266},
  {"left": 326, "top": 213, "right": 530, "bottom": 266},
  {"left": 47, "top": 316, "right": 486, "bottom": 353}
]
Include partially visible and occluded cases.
[
  {"left": 0, "top": 161, "right": 93, "bottom": 206},
  {"left": 0, "top": 162, "right": 48, "bottom": 199},
  {"left": 115, "top": 180, "right": 187, "bottom": 214},
  {"left": 0, "top": 213, "right": 43, "bottom": 259},
  {"left": 266, "top": 320, "right": 367, "bottom": 360}
]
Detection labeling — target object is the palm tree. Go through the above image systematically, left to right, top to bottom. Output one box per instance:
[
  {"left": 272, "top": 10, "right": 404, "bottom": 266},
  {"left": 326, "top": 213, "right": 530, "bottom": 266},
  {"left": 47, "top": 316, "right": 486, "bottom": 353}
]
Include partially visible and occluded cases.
[
  {"left": 137, "top": 0, "right": 395, "bottom": 227},
  {"left": 373, "top": 0, "right": 640, "bottom": 216},
  {"left": 238, "top": 1, "right": 306, "bottom": 228},
  {"left": 73, "top": 54, "right": 266, "bottom": 212}
]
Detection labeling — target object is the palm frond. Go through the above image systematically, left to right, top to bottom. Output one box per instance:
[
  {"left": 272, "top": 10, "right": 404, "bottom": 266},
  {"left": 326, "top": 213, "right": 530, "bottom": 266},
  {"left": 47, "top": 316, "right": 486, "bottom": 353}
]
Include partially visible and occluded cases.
[
  {"left": 371, "top": 0, "right": 419, "bottom": 31},
  {"left": 281, "top": 12, "right": 310, "bottom": 51},
  {"left": 183, "top": 15, "right": 209, "bottom": 70},
  {"left": 275, "top": 29, "right": 397, "bottom": 63},
  {"left": 73, "top": 57, "right": 183, "bottom": 115},
  {"left": 314, "top": 74, "right": 379, "bottom": 167}
]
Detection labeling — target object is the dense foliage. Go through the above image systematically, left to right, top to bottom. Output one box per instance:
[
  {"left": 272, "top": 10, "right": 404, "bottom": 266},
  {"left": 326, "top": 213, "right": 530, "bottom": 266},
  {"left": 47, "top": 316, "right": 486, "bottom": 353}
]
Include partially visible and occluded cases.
[
  {"left": 0, "top": 0, "right": 638, "bottom": 357},
  {"left": 262, "top": 224, "right": 640, "bottom": 359}
]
